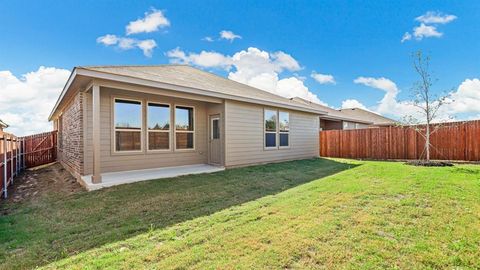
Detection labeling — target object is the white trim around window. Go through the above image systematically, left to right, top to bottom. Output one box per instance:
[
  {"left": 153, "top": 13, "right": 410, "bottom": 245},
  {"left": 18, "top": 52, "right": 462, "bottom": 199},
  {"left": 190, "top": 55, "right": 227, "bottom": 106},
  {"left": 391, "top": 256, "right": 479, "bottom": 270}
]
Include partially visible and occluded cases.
[
  {"left": 113, "top": 97, "right": 144, "bottom": 153},
  {"left": 146, "top": 102, "right": 172, "bottom": 152},
  {"left": 174, "top": 104, "right": 195, "bottom": 151},
  {"left": 264, "top": 108, "right": 278, "bottom": 150},
  {"left": 264, "top": 109, "right": 291, "bottom": 150},
  {"left": 279, "top": 111, "right": 290, "bottom": 149}
]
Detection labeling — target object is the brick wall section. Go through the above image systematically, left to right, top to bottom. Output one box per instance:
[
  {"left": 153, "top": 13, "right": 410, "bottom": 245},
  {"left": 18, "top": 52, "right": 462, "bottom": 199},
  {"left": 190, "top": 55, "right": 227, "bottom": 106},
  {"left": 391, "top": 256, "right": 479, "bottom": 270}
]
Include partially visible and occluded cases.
[{"left": 58, "top": 92, "right": 84, "bottom": 176}]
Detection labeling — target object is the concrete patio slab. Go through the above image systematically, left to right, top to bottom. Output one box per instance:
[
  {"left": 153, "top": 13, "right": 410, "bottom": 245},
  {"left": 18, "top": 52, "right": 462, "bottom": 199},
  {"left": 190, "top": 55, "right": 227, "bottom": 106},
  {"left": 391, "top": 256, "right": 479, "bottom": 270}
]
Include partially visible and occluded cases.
[{"left": 80, "top": 164, "right": 225, "bottom": 191}]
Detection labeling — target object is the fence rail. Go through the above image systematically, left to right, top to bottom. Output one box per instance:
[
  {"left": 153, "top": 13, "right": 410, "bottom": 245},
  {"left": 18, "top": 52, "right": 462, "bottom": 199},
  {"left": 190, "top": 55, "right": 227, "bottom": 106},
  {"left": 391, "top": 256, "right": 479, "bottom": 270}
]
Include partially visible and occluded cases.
[
  {"left": 319, "top": 120, "right": 480, "bottom": 161},
  {"left": 1, "top": 130, "right": 57, "bottom": 199}
]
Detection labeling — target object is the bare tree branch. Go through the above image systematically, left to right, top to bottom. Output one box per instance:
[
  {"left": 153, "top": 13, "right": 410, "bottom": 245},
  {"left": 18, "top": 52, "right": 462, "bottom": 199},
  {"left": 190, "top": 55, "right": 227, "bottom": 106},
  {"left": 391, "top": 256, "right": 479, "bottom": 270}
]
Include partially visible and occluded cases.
[{"left": 400, "top": 50, "right": 454, "bottom": 162}]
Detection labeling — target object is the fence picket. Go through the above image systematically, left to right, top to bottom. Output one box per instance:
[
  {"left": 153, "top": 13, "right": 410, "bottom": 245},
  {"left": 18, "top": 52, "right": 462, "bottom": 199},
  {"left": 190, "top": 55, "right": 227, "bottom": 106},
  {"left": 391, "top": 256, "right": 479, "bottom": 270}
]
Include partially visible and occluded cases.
[
  {"left": 319, "top": 120, "right": 480, "bottom": 162},
  {"left": 1, "top": 130, "right": 57, "bottom": 199}
]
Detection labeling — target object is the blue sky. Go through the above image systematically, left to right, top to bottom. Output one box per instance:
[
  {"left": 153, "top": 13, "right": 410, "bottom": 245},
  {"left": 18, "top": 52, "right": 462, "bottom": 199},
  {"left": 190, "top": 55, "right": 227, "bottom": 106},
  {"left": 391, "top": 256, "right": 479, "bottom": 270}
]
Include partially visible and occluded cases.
[{"left": 1, "top": 1, "right": 479, "bottom": 135}]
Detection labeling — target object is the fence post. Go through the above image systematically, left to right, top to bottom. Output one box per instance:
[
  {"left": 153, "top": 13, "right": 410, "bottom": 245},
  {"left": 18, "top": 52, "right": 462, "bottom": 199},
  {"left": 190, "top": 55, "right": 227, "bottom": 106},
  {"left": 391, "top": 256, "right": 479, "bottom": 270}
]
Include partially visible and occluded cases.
[
  {"left": 3, "top": 134, "right": 7, "bottom": 199},
  {"left": 10, "top": 136, "right": 14, "bottom": 184},
  {"left": 16, "top": 138, "right": 19, "bottom": 176},
  {"left": 22, "top": 138, "right": 25, "bottom": 170}
]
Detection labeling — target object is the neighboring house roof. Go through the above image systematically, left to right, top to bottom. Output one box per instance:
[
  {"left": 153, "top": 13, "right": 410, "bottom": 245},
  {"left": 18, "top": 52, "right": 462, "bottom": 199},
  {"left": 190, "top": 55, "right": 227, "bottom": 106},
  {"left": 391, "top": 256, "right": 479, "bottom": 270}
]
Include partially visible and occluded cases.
[
  {"left": 49, "top": 65, "right": 328, "bottom": 120},
  {"left": 290, "top": 97, "right": 373, "bottom": 124},
  {"left": 338, "top": 108, "right": 396, "bottom": 125},
  {"left": 0, "top": 119, "right": 8, "bottom": 129}
]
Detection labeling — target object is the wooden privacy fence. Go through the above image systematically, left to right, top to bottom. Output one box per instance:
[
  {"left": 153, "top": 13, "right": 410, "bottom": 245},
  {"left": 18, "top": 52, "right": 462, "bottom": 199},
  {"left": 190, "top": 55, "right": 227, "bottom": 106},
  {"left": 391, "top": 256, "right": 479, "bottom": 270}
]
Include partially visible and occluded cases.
[
  {"left": 319, "top": 120, "right": 480, "bottom": 161},
  {"left": 1, "top": 130, "right": 57, "bottom": 199},
  {"left": 22, "top": 131, "right": 57, "bottom": 168},
  {"left": 0, "top": 132, "right": 23, "bottom": 199}
]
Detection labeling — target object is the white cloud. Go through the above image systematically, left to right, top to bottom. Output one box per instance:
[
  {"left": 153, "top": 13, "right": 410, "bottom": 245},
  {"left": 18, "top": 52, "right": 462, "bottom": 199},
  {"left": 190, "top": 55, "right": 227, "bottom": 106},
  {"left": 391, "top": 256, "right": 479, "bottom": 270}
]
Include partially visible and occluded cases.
[
  {"left": 126, "top": 8, "right": 170, "bottom": 35},
  {"left": 402, "top": 11, "right": 456, "bottom": 42},
  {"left": 415, "top": 11, "right": 457, "bottom": 24},
  {"left": 413, "top": 23, "right": 443, "bottom": 40},
  {"left": 219, "top": 30, "right": 241, "bottom": 42},
  {"left": 401, "top": 32, "right": 412, "bottom": 43},
  {"left": 96, "top": 34, "right": 118, "bottom": 45},
  {"left": 97, "top": 34, "right": 157, "bottom": 57},
  {"left": 202, "top": 36, "right": 214, "bottom": 42},
  {"left": 117, "top": 37, "right": 136, "bottom": 49},
  {"left": 136, "top": 39, "right": 157, "bottom": 57},
  {"left": 166, "top": 47, "right": 232, "bottom": 69},
  {"left": 167, "top": 47, "right": 325, "bottom": 104},
  {"left": 272, "top": 51, "right": 301, "bottom": 72},
  {"left": 0, "top": 67, "right": 70, "bottom": 136},
  {"left": 311, "top": 72, "right": 336, "bottom": 84},
  {"left": 352, "top": 76, "right": 480, "bottom": 122},
  {"left": 353, "top": 76, "right": 413, "bottom": 118},
  {"left": 277, "top": 77, "right": 328, "bottom": 106},
  {"left": 354, "top": 77, "right": 398, "bottom": 94},
  {"left": 449, "top": 78, "right": 480, "bottom": 114},
  {"left": 341, "top": 99, "right": 367, "bottom": 110}
]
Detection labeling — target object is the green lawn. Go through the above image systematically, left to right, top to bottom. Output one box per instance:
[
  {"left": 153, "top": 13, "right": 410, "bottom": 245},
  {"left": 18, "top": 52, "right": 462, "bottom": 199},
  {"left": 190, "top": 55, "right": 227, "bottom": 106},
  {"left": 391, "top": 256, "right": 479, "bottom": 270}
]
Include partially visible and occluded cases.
[{"left": 2, "top": 159, "right": 480, "bottom": 269}]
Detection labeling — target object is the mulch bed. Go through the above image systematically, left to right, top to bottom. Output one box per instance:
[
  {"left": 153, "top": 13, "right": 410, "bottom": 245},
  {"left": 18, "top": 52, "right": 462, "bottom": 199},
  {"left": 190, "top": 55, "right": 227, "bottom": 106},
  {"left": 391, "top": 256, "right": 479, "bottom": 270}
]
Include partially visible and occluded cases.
[{"left": 405, "top": 160, "right": 454, "bottom": 167}]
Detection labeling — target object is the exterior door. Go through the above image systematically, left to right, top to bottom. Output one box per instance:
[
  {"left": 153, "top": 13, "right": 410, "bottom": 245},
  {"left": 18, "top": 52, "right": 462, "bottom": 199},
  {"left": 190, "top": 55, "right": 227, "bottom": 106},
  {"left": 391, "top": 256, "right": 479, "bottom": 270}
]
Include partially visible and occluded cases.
[{"left": 209, "top": 115, "right": 221, "bottom": 165}]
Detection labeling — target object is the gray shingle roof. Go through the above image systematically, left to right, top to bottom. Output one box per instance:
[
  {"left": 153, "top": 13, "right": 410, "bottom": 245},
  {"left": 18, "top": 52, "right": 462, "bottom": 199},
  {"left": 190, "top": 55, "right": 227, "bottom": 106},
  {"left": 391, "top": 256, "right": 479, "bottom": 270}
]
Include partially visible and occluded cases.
[
  {"left": 80, "top": 65, "right": 326, "bottom": 114},
  {"left": 290, "top": 97, "right": 373, "bottom": 124},
  {"left": 338, "top": 108, "right": 396, "bottom": 125}
]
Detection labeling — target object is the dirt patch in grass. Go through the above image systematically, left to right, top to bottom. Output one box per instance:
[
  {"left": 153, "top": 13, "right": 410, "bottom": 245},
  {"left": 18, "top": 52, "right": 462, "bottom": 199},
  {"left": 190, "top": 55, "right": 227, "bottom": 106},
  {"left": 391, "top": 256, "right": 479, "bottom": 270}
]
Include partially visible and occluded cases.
[{"left": 2, "top": 163, "right": 83, "bottom": 208}]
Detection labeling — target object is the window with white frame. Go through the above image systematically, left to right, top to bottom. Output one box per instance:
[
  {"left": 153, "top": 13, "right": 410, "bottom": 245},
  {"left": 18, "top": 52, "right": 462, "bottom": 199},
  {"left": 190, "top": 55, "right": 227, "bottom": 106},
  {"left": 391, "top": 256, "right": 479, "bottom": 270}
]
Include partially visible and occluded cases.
[
  {"left": 114, "top": 99, "right": 142, "bottom": 151},
  {"left": 147, "top": 103, "right": 170, "bottom": 150},
  {"left": 175, "top": 106, "right": 194, "bottom": 149},
  {"left": 264, "top": 109, "right": 277, "bottom": 148},
  {"left": 279, "top": 111, "right": 289, "bottom": 147}
]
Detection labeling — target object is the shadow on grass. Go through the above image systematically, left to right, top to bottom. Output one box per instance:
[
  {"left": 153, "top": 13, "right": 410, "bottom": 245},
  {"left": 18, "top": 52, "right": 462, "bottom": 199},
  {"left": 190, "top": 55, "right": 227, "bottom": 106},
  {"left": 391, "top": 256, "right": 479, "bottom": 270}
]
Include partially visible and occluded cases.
[{"left": 0, "top": 158, "right": 358, "bottom": 269}]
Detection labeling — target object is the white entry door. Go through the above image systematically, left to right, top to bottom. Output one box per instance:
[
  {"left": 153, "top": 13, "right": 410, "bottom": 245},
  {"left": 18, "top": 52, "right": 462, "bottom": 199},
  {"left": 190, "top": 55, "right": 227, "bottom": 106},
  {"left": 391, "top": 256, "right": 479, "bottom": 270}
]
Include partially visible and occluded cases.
[{"left": 209, "top": 115, "right": 221, "bottom": 165}]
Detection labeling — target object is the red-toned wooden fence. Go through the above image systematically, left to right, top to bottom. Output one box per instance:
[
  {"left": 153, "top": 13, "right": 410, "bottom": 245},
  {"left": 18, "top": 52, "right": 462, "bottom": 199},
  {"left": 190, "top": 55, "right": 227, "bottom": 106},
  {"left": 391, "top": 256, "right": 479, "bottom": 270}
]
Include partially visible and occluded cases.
[
  {"left": 319, "top": 120, "right": 480, "bottom": 161},
  {"left": 1, "top": 130, "right": 57, "bottom": 199},
  {"left": 22, "top": 131, "right": 57, "bottom": 168},
  {"left": 1, "top": 132, "right": 22, "bottom": 199}
]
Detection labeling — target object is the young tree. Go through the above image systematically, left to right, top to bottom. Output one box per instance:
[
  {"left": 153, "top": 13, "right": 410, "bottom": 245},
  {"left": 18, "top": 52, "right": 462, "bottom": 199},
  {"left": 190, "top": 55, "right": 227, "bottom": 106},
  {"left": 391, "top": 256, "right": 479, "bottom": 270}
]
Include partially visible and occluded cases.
[{"left": 404, "top": 50, "right": 452, "bottom": 162}]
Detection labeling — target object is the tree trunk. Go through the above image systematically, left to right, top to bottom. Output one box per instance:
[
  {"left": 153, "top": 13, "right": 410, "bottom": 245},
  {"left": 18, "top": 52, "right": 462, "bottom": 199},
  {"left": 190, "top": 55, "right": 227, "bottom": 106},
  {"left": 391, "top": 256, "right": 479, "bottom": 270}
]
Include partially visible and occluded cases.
[{"left": 425, "top": 123, "right": 430, "bottom": 161}]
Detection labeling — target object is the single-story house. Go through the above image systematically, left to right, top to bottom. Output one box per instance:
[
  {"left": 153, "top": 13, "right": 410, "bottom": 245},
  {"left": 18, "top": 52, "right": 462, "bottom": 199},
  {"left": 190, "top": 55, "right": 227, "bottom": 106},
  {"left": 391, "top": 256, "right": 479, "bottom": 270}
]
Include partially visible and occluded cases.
[
  {"left": 49, "top": 65, "right": 328, "bottom": 189},
  {"left": 291, "top": 97, "right": 396, "bottom": 130},
  {"left": 337, "top": 108, "right": 396, "bottom": 127},
  {"left": 0, "top": 119, "right": 8, "bottom": 132}
]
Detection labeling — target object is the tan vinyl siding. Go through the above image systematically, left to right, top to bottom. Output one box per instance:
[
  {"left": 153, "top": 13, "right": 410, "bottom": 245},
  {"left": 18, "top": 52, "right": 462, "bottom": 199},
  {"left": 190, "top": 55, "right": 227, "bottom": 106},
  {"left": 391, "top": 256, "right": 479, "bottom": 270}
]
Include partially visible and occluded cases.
[
  {"left": 84, "top": 87, "right": 208, "bottom": 175},
  {"left": 225, "top": 100, "right": 319, "bottom": 167}
]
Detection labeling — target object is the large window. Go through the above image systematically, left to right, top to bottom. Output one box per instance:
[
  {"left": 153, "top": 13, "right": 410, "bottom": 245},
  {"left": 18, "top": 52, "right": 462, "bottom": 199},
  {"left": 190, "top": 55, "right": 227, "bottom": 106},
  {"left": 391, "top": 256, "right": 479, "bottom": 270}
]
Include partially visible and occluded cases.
[
  {"left": 114, "top": 99, "right": 142, "bottom": 152},
  {"left": 147, "top": 103, "right": 170, "bottom": 150},
  {"left": 175, "top": 106, "right": 194, "bottom": 149},
  {"left": 264, "top": 109, "right": 277, "bottom": 148},
  {"left": 279, "top": 111, "right": 289, "bottom": 147}
]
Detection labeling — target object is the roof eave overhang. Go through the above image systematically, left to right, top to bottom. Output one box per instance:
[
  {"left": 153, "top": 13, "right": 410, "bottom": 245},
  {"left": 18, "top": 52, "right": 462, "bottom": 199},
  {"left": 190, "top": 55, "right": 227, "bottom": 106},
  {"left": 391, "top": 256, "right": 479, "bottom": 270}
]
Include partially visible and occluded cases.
[
  {"left": 48, "top": 68, "right": 78, "bottom": 121},
  {"left": 49, "top": 68, "right": 328, "bottom": 118},
  {"left": 320, "top": 115, "right": 373, "bottom": 124}
]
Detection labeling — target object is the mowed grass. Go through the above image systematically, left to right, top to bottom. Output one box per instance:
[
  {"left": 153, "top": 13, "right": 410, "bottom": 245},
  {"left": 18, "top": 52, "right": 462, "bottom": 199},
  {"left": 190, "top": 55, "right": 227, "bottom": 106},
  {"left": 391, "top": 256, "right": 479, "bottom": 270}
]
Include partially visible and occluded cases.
[
  {"left": 0, "top": 158, "right": 349, "bottom": 269},
  {"left": 2, "top": 159, "right": 480, "bottom": 269}
]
